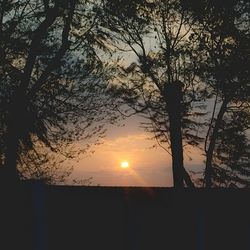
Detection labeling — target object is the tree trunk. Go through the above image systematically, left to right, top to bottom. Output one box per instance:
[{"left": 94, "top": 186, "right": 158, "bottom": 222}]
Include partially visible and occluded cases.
[
  {"left": 165, "top": 82, "right": 184, "bottom": 188},
  {"left": 2, "top": 96, "right": 23, "bottom": 185},
  {"left": 204, "top": 99, "right": 228, "bottom": 188},
  {"left": 3, "top": 117, "right": 20, "bottom": 184},
  {"left": 183, "top": 168, "right": 195, "bottom": 188}
]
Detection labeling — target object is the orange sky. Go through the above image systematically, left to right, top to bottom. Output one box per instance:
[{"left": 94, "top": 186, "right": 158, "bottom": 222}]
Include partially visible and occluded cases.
[{"left": 67, "top": 116, "right": 204, "bottom": 187}]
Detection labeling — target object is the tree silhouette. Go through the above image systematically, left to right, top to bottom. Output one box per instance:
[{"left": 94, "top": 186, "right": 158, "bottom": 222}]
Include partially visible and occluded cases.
[
  {"left": 0, "top": 0, "right": 119, "bottom": 184},
  {"left": 1, "top": 0, "right": 249, "bottom": 187},
  {"left": 100, "top": 0, "right": 212, "bottom": 187},
  {"left": 185, "top": 0, "right": 250, "bottom": 187},
  {"left": 213, "top": 110, "right": 250, "bottom": 187}
]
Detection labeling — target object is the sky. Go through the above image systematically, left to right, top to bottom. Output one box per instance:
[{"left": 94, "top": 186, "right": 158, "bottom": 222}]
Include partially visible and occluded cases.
[
  {"left": 65, "top": 24, "right": 207, "bottom": 187},
  {"left": 67, "top": 115, "right": 205, "bottom": 187}
]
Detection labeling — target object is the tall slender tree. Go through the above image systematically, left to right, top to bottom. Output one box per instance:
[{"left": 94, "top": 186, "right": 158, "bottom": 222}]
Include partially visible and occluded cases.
[
  {"left": 100, "top": 0, "right": 209, "bottom": 187},
  {"left": 184, "top": 0, "right": 250, "bottom": 187}
]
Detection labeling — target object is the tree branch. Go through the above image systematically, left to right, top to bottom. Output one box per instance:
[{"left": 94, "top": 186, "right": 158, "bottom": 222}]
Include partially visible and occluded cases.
[
  {"left": 28, "top": 0, "right": 76, "bottom": 99},
  {"left": 20, "top": 2, "right": 60, "bottom": 92}
]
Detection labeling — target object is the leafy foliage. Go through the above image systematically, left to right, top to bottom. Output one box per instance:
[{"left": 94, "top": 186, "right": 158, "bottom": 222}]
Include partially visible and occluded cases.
[
  {"left": 0, "top": 0, "right": 119, "bottom": 182},
  {"left": 185, "top": 0, "right": 250, "bottom": 187}
]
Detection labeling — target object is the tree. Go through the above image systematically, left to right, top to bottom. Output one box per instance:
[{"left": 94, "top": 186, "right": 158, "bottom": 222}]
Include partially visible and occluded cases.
[
  {"left": 0, "top": 0, "right": 119, "bottom": 184},
  {"left": 100, "top": 0, "right": 210, "bottom": 187},
  {"left": 185, "top": 0, "right": 250, "bottom": 187},
  {"left": 212, "top": 110, "right": 250, "bottom": 187}
]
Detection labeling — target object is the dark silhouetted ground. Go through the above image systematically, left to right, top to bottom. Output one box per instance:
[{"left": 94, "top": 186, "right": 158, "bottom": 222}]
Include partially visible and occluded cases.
[{"left": 0, "top": 184, "right": 250, "bottom": 250}]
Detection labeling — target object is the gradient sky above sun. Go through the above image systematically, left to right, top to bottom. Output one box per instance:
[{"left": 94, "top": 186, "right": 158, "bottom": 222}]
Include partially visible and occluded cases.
[
  {"left": 63, "top": 35, "right": 206, "bottom": 187},
  {"left": 67, "top": 115, "right": 204, "bottom": 187}
]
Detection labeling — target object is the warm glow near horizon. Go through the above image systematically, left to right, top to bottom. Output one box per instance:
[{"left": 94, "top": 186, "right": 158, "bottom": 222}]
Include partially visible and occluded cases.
[
  {"left": 69, "top": 116, "right": 204, "bottom": 186},
  {"left": 120, "top": 161, "right": 129, "bottom": 169}
]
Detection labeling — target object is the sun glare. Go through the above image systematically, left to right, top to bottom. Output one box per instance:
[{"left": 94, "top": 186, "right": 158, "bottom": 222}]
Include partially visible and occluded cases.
[{"left": 120, "top": 161, "right": 129, "bottom": 169}]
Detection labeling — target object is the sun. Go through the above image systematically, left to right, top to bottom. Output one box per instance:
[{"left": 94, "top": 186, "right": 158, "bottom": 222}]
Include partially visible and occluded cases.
[{"left": 120, "top": 161, "right": 129, "bottom": 169}]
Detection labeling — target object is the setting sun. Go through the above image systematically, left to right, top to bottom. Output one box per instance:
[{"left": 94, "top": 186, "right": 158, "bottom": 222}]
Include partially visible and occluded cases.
[{"left": 120, "top": 161, "right": 129, "bottom": 169}]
